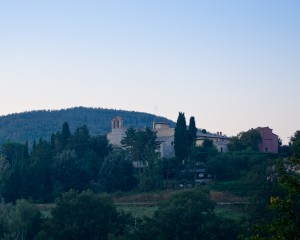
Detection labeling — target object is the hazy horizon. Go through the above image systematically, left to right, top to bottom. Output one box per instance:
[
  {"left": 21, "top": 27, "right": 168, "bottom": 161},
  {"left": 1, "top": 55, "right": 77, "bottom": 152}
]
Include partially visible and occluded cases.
[{"left": 1, "top": 1, "right": 299, "bottom": 144}]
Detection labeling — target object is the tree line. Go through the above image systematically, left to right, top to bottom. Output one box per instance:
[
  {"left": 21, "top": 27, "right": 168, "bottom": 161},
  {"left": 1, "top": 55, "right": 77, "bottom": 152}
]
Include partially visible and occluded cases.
[
  {"left": 0, "top": 107, "right": 175, "bottom": 146},
  {"left": 0, "top": 112, "right": 299, "bottom": 239},
  {"left": 0, "top": 121, "right": 166, "bottom": 203},
  {"left": 0, "top": 123, "right": 112, "bottom": 202},
  {"left": 0, "top": 188, "right": 241, "bottom": 240}
]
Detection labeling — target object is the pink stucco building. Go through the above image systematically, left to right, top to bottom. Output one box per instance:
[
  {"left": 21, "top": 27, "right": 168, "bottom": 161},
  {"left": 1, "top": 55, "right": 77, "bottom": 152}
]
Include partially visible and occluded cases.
[{"left": 257, "top": 127, "right": 278, "bottom": 154}]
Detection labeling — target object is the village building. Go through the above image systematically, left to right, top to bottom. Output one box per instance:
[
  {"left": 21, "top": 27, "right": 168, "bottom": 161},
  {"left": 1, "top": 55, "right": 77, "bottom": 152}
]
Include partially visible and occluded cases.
[
  {"left": 106, "top": 117, "right": 230, "bottom": 158},
  {"left": 106, "top": 117, "right": 175, "bottom": 158},
  {"left": 153, "top": 122, "right": 175, "bottom": 158},
  {"left": 257, "top": 127, "right": 279, "bottom": 154},
  {"left": 196, "top": 131, "right": 230, "bottom": 153}
]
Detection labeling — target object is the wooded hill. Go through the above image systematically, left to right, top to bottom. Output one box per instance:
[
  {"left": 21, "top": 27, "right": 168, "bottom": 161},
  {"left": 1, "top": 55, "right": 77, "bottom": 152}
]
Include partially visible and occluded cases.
[{"left": 0, "top": 107, "right": 175, "bottom": 145}]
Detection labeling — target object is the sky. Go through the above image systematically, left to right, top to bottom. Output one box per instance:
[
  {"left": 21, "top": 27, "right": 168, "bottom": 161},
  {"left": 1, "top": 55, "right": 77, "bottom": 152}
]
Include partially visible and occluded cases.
[{"left": 0, "top": 1, "right": 299, "bottom": 144}]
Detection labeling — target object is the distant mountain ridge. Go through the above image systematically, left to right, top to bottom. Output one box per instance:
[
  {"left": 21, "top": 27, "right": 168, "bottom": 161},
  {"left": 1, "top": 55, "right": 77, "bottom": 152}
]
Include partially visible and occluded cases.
[{"left": 0, "top": 107, "right": 175, "bottom": 145}]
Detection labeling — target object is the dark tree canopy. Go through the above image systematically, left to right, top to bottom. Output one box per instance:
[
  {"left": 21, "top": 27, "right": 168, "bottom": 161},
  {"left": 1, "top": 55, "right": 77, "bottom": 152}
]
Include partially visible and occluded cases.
[
  {"left": 174, "top": 112, "right": 188, "bottom": 160},
  {"left": 187, "top": 116, "right": 197, "bottom": 148},
  {"left": 61, "top": 122, "right": 71, "bottom": 148},
  {"left": 0, "top": 123, "right": 112, "bottom": 202},
  {"left": 121, "top": 126, "right": 162, "bottom": 191},
  {"left": 121, "top": 127, "right": 160, "bottom": 164},
  {"left": 121, "top": 127, "right": 137, "bottom": 161},
  {"left": 228, "top": 129, "right": 262, "bottom": 151},
  {"left": 290, "top": 130, "right": 300, "bottom": 157},
  {"left": 190, "top": 139, "right": 218, "bottom": 165},
  {"left": 52, "top": 150, "right": 91, "bottom": 193},
  {"left": 99, "top": 152, "right": 138, "bottom": 192},
  {"left": 245, "top": 157, "right": 300, "bottom": 240},
  {"left": 141, "top": 188, "right": 238, "bottom": 240},
  {"left": 47, "top": 190, "right": 127, "bottom": 240},
  {"left": 0, "top": 199, "right": 42, "bottom": 240}
]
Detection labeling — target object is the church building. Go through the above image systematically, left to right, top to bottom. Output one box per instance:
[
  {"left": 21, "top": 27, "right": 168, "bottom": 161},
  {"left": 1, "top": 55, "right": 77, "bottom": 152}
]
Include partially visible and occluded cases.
[{"left": 107, "top": 116, "right": 127, "bottom": 149}]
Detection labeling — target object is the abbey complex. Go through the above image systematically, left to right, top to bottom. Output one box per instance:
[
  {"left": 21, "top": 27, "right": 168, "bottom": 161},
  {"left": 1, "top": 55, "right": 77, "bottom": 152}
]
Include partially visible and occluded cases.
[{"left": 107, "top": 116, "right": 279, "bottom": 158}]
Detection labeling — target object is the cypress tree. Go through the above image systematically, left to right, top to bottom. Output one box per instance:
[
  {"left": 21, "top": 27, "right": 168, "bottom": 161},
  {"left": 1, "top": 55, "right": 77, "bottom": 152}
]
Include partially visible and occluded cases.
[
  {"left": 174, "top": 112, "right": 188, "bottom": 160},
  {"left": 187, "top": 116, "right": 197, "bottom": 148},
  {"left": 61, "top": 122, "right": 71, "bottom": 148}
]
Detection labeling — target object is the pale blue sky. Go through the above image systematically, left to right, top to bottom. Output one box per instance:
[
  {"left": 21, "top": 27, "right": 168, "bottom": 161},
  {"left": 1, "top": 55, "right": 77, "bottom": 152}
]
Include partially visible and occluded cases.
[{"left": 0, "top": 1, "right": 299, "bottom": 144}]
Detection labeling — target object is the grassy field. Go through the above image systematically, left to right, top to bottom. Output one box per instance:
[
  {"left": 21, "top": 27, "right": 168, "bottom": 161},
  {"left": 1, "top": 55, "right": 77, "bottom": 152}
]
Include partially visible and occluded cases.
[
  {"left": 35, "top": 188, "right": 248, "bottom": 220},
  {"left": 113, "top": 189, "right": 248, "bottom": 220},
  {"left": 112, "top": 190, "right": 173, "bottom": 218},
  {"left": 117, "top": 204, "right": 158, "bottom": 218},
  {"left": 117, "top": 204, "right": 246, "bottom": 220}
]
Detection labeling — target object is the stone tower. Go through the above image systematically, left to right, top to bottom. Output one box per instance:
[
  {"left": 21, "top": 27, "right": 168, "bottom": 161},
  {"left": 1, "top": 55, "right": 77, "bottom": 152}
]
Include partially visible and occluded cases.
[
  {"left": 107, "top": 116, "right": 126, "bottom": 148},
  {"left": 111, "top": 116, "right": 123, "bottom": 130}
]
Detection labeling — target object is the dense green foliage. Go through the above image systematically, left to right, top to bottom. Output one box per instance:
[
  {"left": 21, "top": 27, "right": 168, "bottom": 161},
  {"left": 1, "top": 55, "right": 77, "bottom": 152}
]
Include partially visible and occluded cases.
[
  {"left": 0, "top": 107, "right": 175, "bottom": 146},
  {"left": 0, "top": 111, "right": 299, "bottom": 240},
  {"left": 174, "top": 112, "right": 188, "bottom": 160},
  {"left": 187, "top": 116, "right": 197, "bottom": 148},
  {"left": 0, "top": 122, "right": 164, "bottom": 202},
  {"left": 0, "top": 123, "right": 111, "bottom": 202},
  {"left": 121, "top": 127, "right": 162, "bottom": 191},
  {"left": 121, "top": 127, "right": 160, "bottom": 166},
  {"left": 228, "top": 129, "right": 262, "bottom": 151},
  {"left": 290, "top": 130, "right": 300, "bottom": 157},
  {"left": 243, "top": 131, "right": 300, "bottom": 240},
  {"left": 206, "top": 151, "right": 268, "bottom": 180},
  {"left": 99, "top": 152, "right": 138, "bottom": 192},
  {"left": 136, "top": 188, "right": 239, "bottom": 240},
  {"left": 0, "top": 189, "right": 239, "bottom": 240},
  {"left": 45, "top": 190, "right": 131, "bottom": 240},
  {"left": 0, "top": 191, "right": 133, "bottom": 240},
  {"left": 0, "top": 199, "right": 42, "bottom": 240}
]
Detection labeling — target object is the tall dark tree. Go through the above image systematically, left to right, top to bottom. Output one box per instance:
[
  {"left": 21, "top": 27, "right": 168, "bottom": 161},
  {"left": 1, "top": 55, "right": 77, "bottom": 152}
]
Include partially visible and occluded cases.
[
  {"left": 174, "top": 112, "right": 188, "bottom": 160},
  {"left": 187, "top": 116, "right": 197, "bottom": 148},
  {"left": 61, "top": 122, "right": 71, "bottom": 148},
  {"left": 71, "top": 125, "right": 90, "bottom": 158},
  {"left": 121, "top": 127, "right": 137, "bottom": 162}
]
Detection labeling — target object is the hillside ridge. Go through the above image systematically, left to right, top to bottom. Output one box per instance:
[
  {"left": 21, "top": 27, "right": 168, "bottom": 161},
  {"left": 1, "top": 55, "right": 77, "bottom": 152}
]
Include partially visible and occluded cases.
[{"left": 0, "top": 106, "right": 175, "bottom": 145}]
